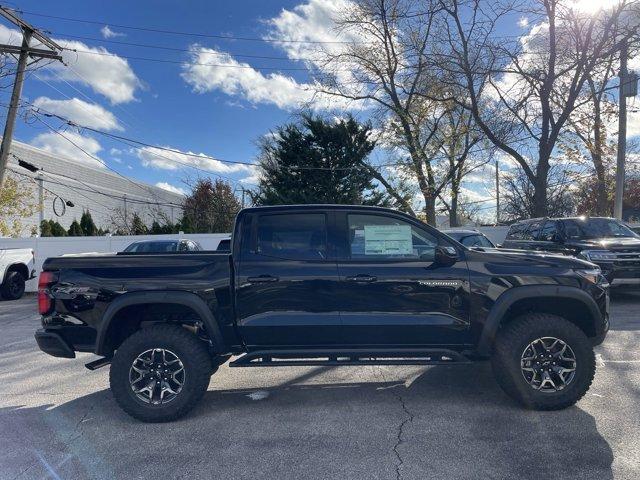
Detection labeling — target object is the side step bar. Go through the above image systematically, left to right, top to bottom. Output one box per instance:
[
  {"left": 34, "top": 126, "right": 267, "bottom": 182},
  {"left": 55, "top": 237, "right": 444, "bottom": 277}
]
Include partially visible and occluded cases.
[
  {"left": 229, "top": 348, "right": 471, "bottom": 368},
  {"left": 85, "top": 356, "right": 112, "bottom": 371}
]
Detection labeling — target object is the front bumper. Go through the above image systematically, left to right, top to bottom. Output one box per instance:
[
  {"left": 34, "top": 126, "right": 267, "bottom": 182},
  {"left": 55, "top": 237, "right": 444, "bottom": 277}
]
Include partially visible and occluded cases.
[{"left": 592, "top": 261, "right": 640, "bottom": 286}]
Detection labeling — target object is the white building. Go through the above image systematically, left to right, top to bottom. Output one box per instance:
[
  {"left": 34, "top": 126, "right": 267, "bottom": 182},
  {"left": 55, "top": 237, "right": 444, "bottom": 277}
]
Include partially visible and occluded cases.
[{"left": 4, "top": 140, "right": 184, "bottom": 236}]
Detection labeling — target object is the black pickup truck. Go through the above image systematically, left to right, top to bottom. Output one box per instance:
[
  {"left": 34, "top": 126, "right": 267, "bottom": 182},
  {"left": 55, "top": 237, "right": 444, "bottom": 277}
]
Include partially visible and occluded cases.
[{"left": 35, "top": 205, "right": 609, "bottom": 422}]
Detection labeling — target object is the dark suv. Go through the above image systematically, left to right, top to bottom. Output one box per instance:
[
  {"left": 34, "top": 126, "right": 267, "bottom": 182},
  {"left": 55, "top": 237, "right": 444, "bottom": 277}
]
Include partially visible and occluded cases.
[{"left": 503, "top": 217, "right": 640, "bottom": 285}]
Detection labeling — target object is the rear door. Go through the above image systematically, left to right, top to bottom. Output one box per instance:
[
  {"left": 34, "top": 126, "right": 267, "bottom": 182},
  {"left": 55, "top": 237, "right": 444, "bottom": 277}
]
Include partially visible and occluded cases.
[
  {"left": 235, "top": 210, "right": 342, "bottom": 348},
  {"left": 334, "top": 211, "right": 471, "bottom": 347}
]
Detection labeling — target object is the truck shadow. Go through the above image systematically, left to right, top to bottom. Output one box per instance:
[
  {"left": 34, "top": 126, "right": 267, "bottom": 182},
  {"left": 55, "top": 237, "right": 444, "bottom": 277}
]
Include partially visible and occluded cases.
[{"left": 0, "top": 363, "right": 614, "bottom": 480}]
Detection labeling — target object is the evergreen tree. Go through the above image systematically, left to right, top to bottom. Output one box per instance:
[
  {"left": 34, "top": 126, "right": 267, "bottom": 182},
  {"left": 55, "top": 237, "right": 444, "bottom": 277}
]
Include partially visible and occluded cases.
[
  {"left": 254, "top": 114, "right": 390, "bottom": 207},
  {"left": 80, "top": 210, "right": 98, "bottom": 236},
  {"left": 130, "top": 213, "right": 148, "bottom": 235},
  {"left": 40, "top": 220, "right": 52, "bottom": 237},
  {"left": 50, "top": 220, "right": 67, "bottom": 237},
  {"left": 68, "top": 220, "right": 83, "bottom": 236}
]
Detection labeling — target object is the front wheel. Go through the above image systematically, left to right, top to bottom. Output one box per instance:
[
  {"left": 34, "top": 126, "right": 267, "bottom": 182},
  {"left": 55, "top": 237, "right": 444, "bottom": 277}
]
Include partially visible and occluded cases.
[
  {"left": 491, "top": 313, "right": 596, "bottom": 410},
  {"left": 110, "top": 325, "right": 212, "bottom": 422}
]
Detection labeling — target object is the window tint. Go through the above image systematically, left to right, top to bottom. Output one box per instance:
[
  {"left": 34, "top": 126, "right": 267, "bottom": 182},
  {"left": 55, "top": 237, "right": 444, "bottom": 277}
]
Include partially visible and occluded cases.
[
  {"left": 257, "top": 214, "right": 327, "bottom": 260},
  {"left": 348, "top": 214, "right": 437, "bottom": 261},
  {"left": 522, "top": 221, "right": 543, "bottom": 240},
  {"left": 538, "top": 221, "right": 558, "bottom": 242},
  {"left": 506, "top": 222, "right": 528, "bottom": 240},
  {"left": 125, "top": 241, "right": 177, "bottom": 252},
  {"left": 178, "top": 241, "right": 189, "bottom": 251}
]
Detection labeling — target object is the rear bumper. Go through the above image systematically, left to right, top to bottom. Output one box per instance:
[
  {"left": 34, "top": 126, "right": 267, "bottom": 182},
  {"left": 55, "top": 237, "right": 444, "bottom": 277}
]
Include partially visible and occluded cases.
[{"left": 35, "top": 329, "right": 75, "bottom": 358}]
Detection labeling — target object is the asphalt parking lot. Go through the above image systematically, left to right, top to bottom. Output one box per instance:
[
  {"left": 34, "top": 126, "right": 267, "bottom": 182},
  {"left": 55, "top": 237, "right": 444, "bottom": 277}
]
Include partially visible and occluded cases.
[{"left": 1, "top": 294, "right": 639, "bottom": 480}]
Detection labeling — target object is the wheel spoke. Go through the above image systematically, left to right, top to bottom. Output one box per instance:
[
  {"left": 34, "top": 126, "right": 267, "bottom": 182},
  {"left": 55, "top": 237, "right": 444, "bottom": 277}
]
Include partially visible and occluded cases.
[
  {"left": 521, "top": 337, "right": 576, "bottom": 393},
  {"left": 129, "top": 348, "right": 185, "bottom": 404}
]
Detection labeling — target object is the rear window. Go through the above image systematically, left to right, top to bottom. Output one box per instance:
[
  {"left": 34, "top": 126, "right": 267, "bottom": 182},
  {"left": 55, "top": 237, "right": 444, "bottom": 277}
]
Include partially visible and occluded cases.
[
  {"left": 256, "top": 213, "right": 327, "bottom": 260},
  {"left": 522, "top": 221, "right": 543, "bottom": 240},
  {"left": 457, "top": 233, "right": 494, "bottom": 248},
  {"left": 124, "top": 241, "right": 178, "bottom": 253}
]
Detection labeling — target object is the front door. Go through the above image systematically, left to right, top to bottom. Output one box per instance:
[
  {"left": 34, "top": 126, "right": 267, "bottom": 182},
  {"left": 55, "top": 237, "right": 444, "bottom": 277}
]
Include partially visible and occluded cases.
[
  {"left": 235, "top": 211, "right": 342, "bottom": 349},
  {"left": 335, "top": 212, "right": 471, "bottom": 347}
]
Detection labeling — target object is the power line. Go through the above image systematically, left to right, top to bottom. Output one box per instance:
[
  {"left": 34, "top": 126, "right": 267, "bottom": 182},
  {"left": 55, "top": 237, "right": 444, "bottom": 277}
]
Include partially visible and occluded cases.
[
  {"left": 17, "top": 9, "right": 358, "bottom": 44},
  {"left": 49, "top": 32, "right": 310, "bottom": 62},
  {"left": 60, "top": 47, "right": 322, "bottom": 72}
]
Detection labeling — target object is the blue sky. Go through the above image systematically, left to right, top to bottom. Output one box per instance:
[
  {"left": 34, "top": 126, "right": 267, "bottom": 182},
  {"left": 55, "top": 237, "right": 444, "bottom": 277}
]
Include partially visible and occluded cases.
[
  {"left": 1, "top": 0, "right": 336, "bottom": 195},
  {"left": 2, "top": 0, "right": 629, "bottom": 220}
]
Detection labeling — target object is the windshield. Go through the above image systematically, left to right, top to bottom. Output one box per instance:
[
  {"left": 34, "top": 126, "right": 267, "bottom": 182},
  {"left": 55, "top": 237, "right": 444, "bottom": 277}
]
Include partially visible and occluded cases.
[
  {"left": 562, "top": 219, "right": 638, "bottom": 240},
  {"left": 445, "top": 232, "right": 495, "bottom": 248},
  {"left": 458, "top": 233, "right": 495, "bottom": 248}
]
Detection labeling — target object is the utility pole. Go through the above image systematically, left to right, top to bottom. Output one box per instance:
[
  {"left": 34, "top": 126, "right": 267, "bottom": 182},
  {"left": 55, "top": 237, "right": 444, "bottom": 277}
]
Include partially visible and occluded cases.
[
  {"left": 0, "top": 6, "right": 62, "bottom": 189},
  {"left": 614, "top": 40, "right": 638, "bottom": 220},
  {"left": 495, "top": 160, "right": 500, "bottom": 224},
  {"left": 37, "top": 172, "right": 44, "bottom": 227}
]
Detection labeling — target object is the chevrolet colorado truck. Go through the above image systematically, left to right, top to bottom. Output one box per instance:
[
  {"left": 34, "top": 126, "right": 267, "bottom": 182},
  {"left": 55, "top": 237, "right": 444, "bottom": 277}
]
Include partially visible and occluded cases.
[
  {"left": 35, "top": 205, "right": 609, "bottom": 422},
  {"left": 0, "top": 247, "right": 35, "bottom": 300}
]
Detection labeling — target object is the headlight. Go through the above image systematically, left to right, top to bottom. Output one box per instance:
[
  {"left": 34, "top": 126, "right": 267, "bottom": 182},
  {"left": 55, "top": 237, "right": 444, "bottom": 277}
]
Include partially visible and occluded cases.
[
  {"left": 581, "top": 250, "right": 616, "bottom": 261},
  {"left": 575, "top": 267, "right": 602, "bottom": 284}
]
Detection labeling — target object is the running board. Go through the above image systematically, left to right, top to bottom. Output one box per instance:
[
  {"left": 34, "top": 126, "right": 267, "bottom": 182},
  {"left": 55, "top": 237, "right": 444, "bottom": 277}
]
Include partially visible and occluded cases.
[
  {"left": 229, "top": 348, "right": 471, "bottom": 367},
  {"left": 85, "top": 356, "right": 112, "bottom": 371}
]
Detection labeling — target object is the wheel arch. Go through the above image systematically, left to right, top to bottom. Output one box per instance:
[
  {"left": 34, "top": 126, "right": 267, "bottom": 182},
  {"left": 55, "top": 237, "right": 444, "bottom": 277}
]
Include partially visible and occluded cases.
[
  {"left": 3, "top": 263, "right": 28, "bottom": 283},
  {"left": 477, "top": 285, "right": 603, "bottom": 356},
  {"left": 96, "top": 291, "right": 225, "bottom": 356}
]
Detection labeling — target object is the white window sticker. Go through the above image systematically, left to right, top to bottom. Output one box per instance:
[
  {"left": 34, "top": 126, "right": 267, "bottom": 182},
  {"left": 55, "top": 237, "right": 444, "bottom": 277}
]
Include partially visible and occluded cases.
[{"left": 364, "top": 225, "right": 412, "bottom": 255}]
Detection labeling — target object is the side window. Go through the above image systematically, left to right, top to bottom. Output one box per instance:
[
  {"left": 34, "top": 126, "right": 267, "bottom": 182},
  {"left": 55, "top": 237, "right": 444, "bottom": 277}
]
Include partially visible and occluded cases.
[
  {"left": 257, "top": 213, "right": 327, "bottom": 260},
  {"left": 347, "top": 214, "right": 437, "bottom": 261},
  {"left": 522, "top": 221, "right": 543, "bottom": 240},
  {"left": 538, "top": 221, "right": 558, "bottom": 242},
  {"left": 506, "top": 223, "right": 527, "bottom": 240},
  {"left": 178, "top": 241, "right": 189, "bottom": 251}
]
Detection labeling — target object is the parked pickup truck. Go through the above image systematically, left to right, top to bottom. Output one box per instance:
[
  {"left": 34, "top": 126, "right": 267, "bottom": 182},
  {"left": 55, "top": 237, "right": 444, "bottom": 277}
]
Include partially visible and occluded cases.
[
  {"left": 35, "top": 205, "right": 609, "bottom": 422},
  {"left": 1, "top": 248, "right": 35, "bottom": 300}
]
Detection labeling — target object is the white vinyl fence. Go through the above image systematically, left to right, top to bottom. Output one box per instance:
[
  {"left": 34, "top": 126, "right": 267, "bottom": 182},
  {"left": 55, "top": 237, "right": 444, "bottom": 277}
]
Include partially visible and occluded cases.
[{"left": 0, "top": 233, "right": 230, "bottom": 292}]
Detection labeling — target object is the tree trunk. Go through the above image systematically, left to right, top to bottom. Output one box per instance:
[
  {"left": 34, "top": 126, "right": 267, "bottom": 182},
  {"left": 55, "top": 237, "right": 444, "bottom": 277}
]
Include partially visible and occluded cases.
[
  {"left": 532, "top": 151, "right": 550, "bottom": 217},
  {"left": 593, "top": 156, "right": 608, "bottom": 216},
  {"left": 449, "top": 182, "right": 459, "bottom": 227},
  {"left": 424, "top": 197, "right": 437, "bottom": 226}
]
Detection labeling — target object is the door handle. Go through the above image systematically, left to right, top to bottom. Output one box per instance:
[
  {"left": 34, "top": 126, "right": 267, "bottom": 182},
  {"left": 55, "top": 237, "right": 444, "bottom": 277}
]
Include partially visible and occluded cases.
[
  {"left": 247, "top": 275, "right": 279, "bottom": 283},
  {"left": 346, "top": 275, "right": 377, "bottom": 283}
]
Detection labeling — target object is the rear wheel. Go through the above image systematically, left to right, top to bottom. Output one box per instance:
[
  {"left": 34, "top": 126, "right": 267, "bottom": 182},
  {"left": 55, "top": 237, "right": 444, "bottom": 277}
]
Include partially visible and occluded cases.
[
  {"left": 0, "top": 271, "right": 25, "bottom": 300},
  {"left": 491, "top": 313, "right": 595, "bottom": 410},
  {"left": 110, "top": 324, "right": 212, "bottom": 422}
]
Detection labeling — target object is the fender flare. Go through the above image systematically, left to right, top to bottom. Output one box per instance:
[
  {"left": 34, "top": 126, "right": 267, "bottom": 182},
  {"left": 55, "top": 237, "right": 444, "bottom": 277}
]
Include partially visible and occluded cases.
[
  {"left": 476, "top": 285, "right": 602, "bottom": 356},
  {"left": 95, "top": 291, "right": 225, "bottom": 355}
]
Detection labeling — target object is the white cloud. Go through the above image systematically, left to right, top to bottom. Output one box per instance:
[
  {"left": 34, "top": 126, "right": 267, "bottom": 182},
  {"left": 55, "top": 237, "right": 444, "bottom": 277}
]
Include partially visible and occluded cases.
[
  {"left": 181, "top": 0, "right": 361, "bottom": 111},
  {"left": 518, "top": 17, "right": 529, "bottom": 28},
  {"left": 0, "top": 24, "right": 142, "bottom": 105},
  {"left": 101, "top": 25, "right": 126, "bottom": 39},
  {"left": 54, "top": 39, "right": 141, "bottom": 104},
  {"left": 181, "top": 46, "right": 316, "bottom": 109},
  {"left": 32, "top": 97, "right": 123, "bottom": 131},
  {"left": 31, "top": 131, "right": 105, "bottom": 169},
  {"left": 137, "top": 145, "right": 254, "bottom": 174},
  {"left": 110, "top": 147, "right": 123, "bottom": 156},
  {"left": 155, "top": 182, "right": 186, "bottom": 195}
]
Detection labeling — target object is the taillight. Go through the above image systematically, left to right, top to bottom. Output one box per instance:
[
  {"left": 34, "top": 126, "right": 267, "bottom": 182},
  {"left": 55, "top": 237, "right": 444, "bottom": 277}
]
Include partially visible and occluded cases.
[{"left": 38, "top": 271, "right": 58, "bottom": 315}]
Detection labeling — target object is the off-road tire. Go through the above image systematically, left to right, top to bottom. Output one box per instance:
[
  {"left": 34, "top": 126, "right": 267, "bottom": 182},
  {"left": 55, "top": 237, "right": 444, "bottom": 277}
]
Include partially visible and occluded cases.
[
  {"left": 0, "top": 271, "right": 25, "bottom": 300},
  {"left": 491, "top": 313, "right": 595, "bottom": 410},
  {"left": 110, "top": 324, "right": 212, "bottom": 422}
]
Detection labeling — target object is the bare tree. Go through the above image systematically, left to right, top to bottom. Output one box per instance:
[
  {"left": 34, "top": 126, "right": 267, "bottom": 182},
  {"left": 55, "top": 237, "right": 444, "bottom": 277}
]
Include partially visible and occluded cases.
[
  {"left": 315, "top": 0, "right": 476, "bottom": 224},
  {"left": 431, "top": 0, "right": 639, "bottom": 217},
  {"left": 500, "top": 164, "right": 576, "bottom": 220}
]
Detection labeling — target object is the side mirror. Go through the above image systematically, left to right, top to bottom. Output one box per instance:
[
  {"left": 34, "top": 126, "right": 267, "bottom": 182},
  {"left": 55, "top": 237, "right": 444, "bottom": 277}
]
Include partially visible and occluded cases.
[{"left": 434, "top": 245, "right": 458, "bottom": 267}]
